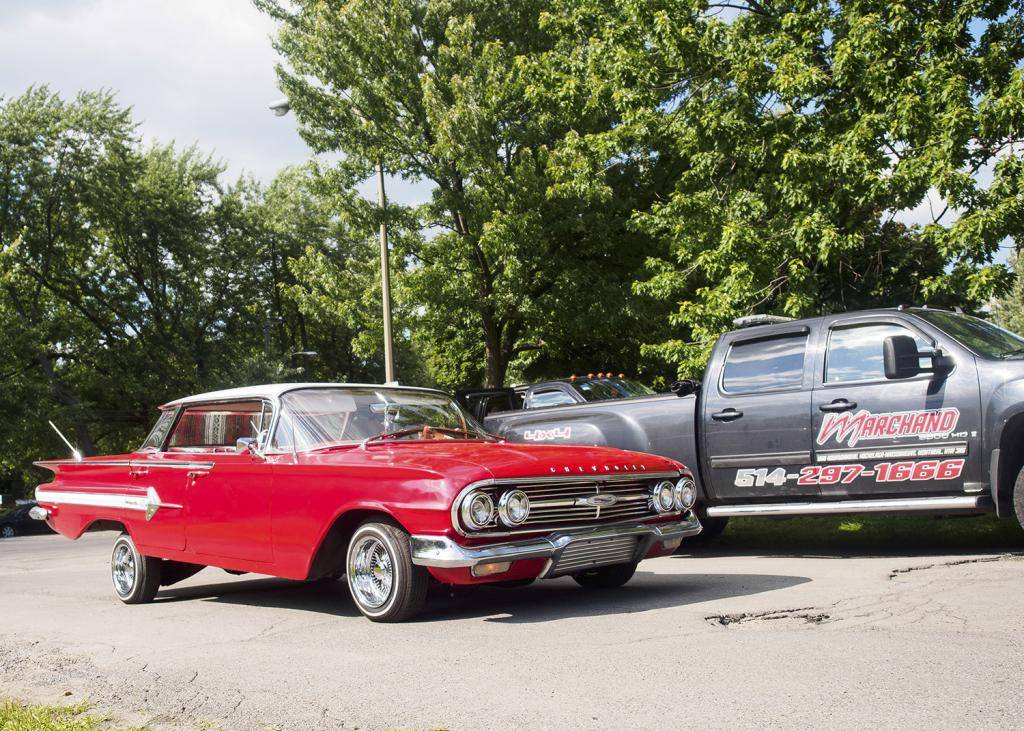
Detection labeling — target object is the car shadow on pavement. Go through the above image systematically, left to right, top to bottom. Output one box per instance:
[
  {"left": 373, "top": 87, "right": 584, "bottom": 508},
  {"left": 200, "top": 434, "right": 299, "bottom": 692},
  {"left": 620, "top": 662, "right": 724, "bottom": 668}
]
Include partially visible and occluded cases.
[
  {"left": 155, "top": 569, "right": 809, "bottom": 623},
  {"left": 418, "top": 571, "right": 810, "bottom": 624},
  {"left": 157, "top": 575, "right": 362, "bottom": 617}
]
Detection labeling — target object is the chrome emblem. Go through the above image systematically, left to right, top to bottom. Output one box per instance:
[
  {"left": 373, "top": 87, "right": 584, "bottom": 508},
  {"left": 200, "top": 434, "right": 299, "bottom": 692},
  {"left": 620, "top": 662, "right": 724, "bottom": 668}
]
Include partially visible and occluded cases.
[{"left": 575, "top": 494, "right": 618, "bottom": 508}]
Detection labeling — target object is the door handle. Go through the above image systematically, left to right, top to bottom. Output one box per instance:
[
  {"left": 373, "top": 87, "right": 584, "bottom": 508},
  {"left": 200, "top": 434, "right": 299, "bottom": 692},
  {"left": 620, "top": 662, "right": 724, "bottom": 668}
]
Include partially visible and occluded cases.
[
  {"left": 819, "top": 399, "right": 857, "bottom": 412},
  {"left": 711, "top": 408, "right": 743, "bottom": 422},
  {"left": 128, "top": 467, "right": 149, "bottom": 479},
  {"left": 187, "top": 470, "right": 209, "bottom": 480}
]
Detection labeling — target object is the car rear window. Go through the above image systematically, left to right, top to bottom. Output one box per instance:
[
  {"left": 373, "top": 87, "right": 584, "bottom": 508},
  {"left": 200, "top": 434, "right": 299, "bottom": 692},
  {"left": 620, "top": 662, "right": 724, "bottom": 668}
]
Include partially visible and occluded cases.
[{"left": 722, "top": 332, "right": 808, "bottom": 393}]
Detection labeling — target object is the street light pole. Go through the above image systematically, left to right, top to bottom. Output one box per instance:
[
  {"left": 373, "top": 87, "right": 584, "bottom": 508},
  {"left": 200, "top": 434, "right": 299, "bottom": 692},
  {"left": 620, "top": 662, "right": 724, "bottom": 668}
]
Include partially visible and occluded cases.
[{"left": 269, "top": 97, "right": 396, "bottom": 384}]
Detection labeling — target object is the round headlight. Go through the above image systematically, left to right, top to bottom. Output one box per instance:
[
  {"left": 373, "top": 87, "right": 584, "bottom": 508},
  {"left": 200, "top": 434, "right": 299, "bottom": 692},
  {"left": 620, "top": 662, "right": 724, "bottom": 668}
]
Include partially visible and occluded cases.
[
  {"left": 675, "top": 478, "right": 697, "bottom": 510},
  {"left": 653, "top": 480, "right": 676, "bottom": 513},
  {"left": 498, "top": 489, "right": 530, "bottom": 526},
  {"left": 461, "top": 491, "right": 494, "bottom": 530}
]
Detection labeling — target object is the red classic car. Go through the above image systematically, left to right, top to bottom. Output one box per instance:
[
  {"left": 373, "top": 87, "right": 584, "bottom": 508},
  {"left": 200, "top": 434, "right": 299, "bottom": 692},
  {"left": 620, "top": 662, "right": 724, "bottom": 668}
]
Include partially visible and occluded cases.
[{"left": 32, "top": 384, "right": 702, "bottom": 621}]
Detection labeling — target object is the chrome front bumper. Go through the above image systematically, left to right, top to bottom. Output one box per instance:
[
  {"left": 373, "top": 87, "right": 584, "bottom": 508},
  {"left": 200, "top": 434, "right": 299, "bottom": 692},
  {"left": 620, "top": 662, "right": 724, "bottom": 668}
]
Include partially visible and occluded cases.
[{"left": 410, "top": 514, "right": 702, "bottom": 575}]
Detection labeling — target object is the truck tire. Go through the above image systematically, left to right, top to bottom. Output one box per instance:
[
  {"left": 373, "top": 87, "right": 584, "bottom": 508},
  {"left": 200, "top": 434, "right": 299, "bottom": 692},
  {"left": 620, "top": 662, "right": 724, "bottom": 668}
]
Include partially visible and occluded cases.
[
  {"left": 1013, "top": 466, "right": 1024, "bottom": 530},
  {"left": 686, "top": 515, "right": 729, "bottom": 545},
  {"left": 346, "top": 520, "right": 428, "bottom": 622},
  {"left": 111, "top": 533, "right": 162, "bottom": 604},
  {"left": 572, "top": 562, "right": 637, "bottom": 589}
]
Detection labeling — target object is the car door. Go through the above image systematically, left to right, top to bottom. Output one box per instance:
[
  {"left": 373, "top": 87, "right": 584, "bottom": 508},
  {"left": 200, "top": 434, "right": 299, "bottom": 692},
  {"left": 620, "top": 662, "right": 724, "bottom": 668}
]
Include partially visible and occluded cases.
[
  {"left": 810, "top": 315, "right": 981, "bottom": 497},
  {"left": 702, "top": 326, "right": 818, "bottom": 500},
  {"left": 163, "top": 399, "right": 275, "bottom": 563}
]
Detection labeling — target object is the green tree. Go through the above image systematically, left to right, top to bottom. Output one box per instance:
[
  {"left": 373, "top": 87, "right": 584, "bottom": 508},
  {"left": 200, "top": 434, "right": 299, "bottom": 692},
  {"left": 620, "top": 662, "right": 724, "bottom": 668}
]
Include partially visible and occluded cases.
[
  {"left": 258, "top": 0, "right": 673, "bottom": 388},
  {"left": 544, "top": 0, "right": 1024, "bottom": 374}
]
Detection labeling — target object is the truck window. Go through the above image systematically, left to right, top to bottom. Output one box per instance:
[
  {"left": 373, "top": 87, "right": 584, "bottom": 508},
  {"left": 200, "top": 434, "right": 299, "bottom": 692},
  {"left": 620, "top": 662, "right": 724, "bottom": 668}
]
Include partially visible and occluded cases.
[
  {"left": 910, "top": 308, "right": 1024, "bottom": 359},
  {"left": 826, "top": 323, "right": 930, "bottom": 383},
  {"left": 721, "top": 333, "right": 807, "bottom": 393},
  {"left": 526, "top": 389, "right": 577, "bottom": 409}
]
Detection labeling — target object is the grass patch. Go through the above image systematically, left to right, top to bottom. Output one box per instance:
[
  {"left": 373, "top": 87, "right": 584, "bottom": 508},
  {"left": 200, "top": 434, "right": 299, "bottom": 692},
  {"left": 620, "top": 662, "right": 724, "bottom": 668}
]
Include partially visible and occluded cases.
[
  {"left": 706, "top": 514, "right": 1024, "bottom": 554},
  {"left": 0, "top": 699, "right": 146, "bottom": 731}
]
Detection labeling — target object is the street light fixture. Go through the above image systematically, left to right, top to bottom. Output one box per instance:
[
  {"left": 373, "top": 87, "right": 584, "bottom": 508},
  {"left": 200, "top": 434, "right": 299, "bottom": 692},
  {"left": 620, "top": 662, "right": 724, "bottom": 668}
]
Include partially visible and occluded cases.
[{"left": 268, "top": 97, "right": 396, "bottom": 384}]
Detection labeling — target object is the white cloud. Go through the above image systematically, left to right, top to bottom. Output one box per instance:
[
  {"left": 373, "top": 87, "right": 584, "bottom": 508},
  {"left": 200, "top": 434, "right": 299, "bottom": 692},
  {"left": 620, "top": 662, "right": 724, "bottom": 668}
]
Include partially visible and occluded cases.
[{"left": 0, "top": 0, "right": 434, "bottom": 207}]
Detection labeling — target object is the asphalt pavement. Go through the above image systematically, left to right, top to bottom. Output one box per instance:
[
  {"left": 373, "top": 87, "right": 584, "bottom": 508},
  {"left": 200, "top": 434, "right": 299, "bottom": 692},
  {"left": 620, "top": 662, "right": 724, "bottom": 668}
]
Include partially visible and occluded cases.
[{"left": 1, "top": 529, "right": 1022, "bottom": 730}]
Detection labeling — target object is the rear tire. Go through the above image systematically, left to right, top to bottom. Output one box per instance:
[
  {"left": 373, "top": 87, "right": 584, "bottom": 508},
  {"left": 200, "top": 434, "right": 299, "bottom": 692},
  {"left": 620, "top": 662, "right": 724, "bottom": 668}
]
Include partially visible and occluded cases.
[
  {"left": 1012, "top": 466, "right": 1024, "bottom": 530},
  {"left": 346, "top": 520, "right": 428, "bottom": 622},
  {"left": 0, "top": 525, "right": 16, "bottom": 539},
  {"left": 111, "top": 533, "right": 162, "bottom": 604},
  {"left": 572, "top": 562, "right": 637, "bottom": 589}
]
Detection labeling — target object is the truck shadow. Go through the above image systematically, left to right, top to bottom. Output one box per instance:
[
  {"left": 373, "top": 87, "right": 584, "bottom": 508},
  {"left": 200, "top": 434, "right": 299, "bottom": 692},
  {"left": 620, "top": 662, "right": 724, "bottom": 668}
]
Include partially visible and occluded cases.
[
  {"left": 682, "top": 515, "right": 1024, "bottom": 559},
  {"left": 156, "top": 570, "right": 810, "bottom": 623}
]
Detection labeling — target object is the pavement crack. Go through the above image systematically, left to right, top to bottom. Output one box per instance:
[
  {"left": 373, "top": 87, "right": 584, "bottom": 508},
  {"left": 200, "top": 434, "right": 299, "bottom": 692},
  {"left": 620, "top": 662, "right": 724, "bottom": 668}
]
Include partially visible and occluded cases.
[
  {"left": 888, "top": 553, "right": 1023, "bottom": 580},
  {"left": 705, "top": 606, "right": 833, "bottom": 628}
]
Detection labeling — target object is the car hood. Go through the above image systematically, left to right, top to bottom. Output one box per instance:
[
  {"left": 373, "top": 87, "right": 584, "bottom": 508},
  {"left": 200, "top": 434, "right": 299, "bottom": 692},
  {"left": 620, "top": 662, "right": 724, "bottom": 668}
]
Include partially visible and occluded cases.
[{"left": 301, "top": 440, "right": 682, "bottom": 487}]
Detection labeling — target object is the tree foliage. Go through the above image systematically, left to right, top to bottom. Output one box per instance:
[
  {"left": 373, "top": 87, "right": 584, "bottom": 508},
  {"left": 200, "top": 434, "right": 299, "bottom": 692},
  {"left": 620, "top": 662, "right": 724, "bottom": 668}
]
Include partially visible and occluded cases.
[{"left": 542, "top": 0, "right": 1024, "bottom": 374}]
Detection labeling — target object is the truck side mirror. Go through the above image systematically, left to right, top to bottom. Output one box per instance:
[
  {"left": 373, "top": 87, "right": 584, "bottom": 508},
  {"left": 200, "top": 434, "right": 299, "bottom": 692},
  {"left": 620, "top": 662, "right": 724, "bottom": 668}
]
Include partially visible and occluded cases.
[
  {"left": 883, "top": 335, "right": 937, "bottom": 379},
  {"left": 670, "top": 379, "right": 700, "bottom": 397}
]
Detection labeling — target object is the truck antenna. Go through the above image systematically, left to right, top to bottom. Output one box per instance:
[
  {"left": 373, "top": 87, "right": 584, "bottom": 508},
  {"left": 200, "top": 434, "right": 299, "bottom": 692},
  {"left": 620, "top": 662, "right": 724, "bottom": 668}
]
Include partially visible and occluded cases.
[{"left": 48, "top": 420, "right": 82, "bottom": 461}]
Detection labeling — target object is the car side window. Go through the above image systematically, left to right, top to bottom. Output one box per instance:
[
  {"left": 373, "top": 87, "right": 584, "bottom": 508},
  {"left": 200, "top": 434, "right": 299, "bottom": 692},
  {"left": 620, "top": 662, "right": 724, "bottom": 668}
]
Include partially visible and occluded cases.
[
  {"left": 826, "top": 323, "right": 931, "bottom": 383},
  {"left": 721, "top": 332, "right": 808, "bottom": 394},
  {"left": 526, "top": 389, "right": 576, "bottom": 409},
  {"left": 167, "top": 400, "right": 274, "bottom": 451}
]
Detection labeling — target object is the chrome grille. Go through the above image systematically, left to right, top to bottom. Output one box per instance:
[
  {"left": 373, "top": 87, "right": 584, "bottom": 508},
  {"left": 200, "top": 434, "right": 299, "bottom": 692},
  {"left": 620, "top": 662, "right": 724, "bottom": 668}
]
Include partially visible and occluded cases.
[
  {"left": 521, "top": 480, "right": 655, "bottom": 528},
  {"left": 549, "top": 534, "right": 641, "bottom": 576}
]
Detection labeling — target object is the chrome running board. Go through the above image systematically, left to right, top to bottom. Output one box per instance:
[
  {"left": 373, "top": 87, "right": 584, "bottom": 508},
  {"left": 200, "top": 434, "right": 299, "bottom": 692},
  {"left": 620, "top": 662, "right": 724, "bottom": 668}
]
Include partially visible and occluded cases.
[{"left": 706, "top": 495, "right": 986, "bottom": 518}]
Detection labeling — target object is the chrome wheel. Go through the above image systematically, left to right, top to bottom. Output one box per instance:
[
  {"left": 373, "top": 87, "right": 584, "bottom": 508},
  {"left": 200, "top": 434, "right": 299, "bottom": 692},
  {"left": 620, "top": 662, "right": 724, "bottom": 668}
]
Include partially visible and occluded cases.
[
  {"left": 349, "top": 535, "right": 394, "bottom": 609},
  {"left": 112, "top": 542, "right": 136, "bottom": 596}
]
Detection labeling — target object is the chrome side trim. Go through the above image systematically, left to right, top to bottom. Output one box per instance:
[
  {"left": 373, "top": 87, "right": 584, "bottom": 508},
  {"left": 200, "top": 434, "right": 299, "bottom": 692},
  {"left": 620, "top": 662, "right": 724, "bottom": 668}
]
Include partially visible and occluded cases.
[
  {"left": 710, "top": 451, "right": 810, "bottom": 468},
  {"left": 33, "top": 458, "right": 214, "bottom": 470},
  {"left": 449, "top": 471, "right": 681, "bottom": 537},
  {"left": 34, "top": 487, "right": 184, "bottom": 521},
  {"left": 706, "top": 495, "right": 986, "bottom": 518},
  {"left": 411, "top": 515, "right": 703, "bottom": 569}
]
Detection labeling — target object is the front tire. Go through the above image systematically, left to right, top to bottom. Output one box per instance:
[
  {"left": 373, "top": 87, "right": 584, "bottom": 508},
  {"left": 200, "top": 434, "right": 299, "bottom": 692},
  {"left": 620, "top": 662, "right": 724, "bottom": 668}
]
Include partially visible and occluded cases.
[
  {"left": 346, "top": 520, "right": 428, "bottom": 622},
  {"left": 0, "top": 525, "right": 16, "bottom": 539},
  {"left": 111, "top": 533, "right": 162, "bottom": 604},
  {"left": 572, "top": 562, "right": 637, "bottom": 589}
]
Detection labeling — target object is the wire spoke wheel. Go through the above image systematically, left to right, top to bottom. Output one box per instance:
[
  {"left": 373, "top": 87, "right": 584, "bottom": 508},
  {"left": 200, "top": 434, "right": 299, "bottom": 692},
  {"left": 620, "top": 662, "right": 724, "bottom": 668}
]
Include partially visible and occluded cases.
[
  {"left": 349, "top": 535, "right": 394, "bottom": 609},
  {"left": 112, "top": 543, "right": 137, "bottom": 596}
]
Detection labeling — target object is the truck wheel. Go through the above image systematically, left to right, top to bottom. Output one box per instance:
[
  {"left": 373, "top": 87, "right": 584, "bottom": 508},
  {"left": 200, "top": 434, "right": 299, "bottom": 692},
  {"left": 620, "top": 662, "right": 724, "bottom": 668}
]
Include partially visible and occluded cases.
[
  {"left": 1013, "top": 466, "right": 1024, "bottom": 530},
  {"left": 686, "top": 515, "right": 730, "bottom": 546},
  {"left": 346, "top": 520, "right": 428, "bottom": 622},
  {"left": 111, "top": 533, "right": 162, "bottom": 604},
  {"left": 572, "top": 562, "right": 637, "bottom": 589}
]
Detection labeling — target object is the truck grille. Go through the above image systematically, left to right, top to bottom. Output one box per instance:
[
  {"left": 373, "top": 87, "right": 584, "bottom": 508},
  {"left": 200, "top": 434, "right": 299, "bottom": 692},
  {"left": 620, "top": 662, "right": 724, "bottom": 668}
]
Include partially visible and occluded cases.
[{"left": 548, "top": 534, "right": 641, "bottom": 576}]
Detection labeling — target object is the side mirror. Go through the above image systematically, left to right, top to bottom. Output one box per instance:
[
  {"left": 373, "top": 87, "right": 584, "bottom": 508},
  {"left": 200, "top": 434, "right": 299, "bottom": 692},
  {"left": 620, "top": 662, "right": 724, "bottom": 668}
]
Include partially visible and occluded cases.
[
  {"left": 883, "top": 335, "right": 943, "bottom": 379},
  {"left": 670, "top": 379, "right": 701, "bottom": 397},
  {"left": 236, "top": 437, "right": 257, "bottom": 454}
]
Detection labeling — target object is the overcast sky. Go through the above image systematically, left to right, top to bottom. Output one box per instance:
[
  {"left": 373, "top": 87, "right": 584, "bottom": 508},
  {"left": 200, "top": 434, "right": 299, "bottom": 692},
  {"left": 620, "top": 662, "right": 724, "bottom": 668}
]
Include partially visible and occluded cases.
[{"left": 1, "top": 0, "right": 1004, "bottom": 258}]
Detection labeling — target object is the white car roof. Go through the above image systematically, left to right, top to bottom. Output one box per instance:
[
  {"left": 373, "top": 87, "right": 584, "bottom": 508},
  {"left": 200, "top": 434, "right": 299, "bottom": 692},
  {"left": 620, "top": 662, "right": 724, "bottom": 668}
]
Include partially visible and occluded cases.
[{"left": 161, "top": 382, "right": 445, "bottom": 409}]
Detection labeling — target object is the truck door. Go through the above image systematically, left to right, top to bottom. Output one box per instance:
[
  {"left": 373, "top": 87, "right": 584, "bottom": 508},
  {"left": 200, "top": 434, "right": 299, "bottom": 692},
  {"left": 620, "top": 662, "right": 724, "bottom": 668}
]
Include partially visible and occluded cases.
[
  {"left": 810, "top": 316, "right": 980, "bottom": 497},
  {"left": 702, "top": 327, "right": 818, "bottom": 500}
]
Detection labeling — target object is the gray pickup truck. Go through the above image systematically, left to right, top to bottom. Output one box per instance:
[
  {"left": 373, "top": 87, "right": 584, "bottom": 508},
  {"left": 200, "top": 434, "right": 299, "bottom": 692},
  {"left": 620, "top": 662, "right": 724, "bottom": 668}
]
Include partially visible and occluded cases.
[{"left": 465, "top": 307, "right": 1024, "bottom": 539}]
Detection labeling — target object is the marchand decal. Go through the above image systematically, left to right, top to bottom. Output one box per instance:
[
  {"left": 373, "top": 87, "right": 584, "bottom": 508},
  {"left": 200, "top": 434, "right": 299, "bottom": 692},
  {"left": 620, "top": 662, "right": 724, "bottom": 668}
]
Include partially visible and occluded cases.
[{"left": 817, "top": 407, "right": 960, "bottom": 447}]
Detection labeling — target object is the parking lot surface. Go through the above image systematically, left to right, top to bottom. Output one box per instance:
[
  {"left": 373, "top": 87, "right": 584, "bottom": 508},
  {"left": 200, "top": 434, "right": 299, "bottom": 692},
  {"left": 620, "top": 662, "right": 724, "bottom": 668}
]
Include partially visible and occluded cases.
[{"left": 2, "top": 529, "right": 1023, "bottom": 730}]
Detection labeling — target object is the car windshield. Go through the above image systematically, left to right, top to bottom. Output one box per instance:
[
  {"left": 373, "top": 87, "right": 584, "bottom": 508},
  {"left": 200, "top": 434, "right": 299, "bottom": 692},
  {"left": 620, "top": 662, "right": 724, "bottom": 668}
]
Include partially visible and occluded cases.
[
  {"left": 911, "top": 309, "right": 1024, "bottom": 359},
  {"left": 576, "top": 378, "right": 655, "bottom": 401},
  {"left": 271, "top": 387, "right": 491, "bottom": 452}
]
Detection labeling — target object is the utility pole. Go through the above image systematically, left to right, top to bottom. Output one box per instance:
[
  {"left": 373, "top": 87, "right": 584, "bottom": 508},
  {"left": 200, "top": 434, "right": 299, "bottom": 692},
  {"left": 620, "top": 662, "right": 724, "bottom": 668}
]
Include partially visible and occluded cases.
[
  {"left": 269, "top": 97, "right": 396, "bottom": 383},
  {"left": 377, "top": 159, "right": 395, "bottom": 383}
]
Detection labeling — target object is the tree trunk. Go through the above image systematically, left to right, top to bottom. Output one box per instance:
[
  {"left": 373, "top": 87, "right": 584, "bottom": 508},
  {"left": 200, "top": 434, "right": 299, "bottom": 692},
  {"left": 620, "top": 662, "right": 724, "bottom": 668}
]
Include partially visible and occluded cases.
[
  {"left": 482, "top": 315, "right": 507, "bottom": 387},
  {"left": 37, "top": 352, "right": 96, "bottom": 457}
]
